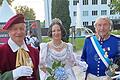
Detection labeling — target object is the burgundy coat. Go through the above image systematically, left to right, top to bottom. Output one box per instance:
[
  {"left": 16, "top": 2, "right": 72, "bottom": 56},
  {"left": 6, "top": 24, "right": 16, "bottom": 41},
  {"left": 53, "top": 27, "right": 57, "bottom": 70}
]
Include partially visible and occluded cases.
[{"left": 0, "top": 43, "right": 39, "bottom": 80}]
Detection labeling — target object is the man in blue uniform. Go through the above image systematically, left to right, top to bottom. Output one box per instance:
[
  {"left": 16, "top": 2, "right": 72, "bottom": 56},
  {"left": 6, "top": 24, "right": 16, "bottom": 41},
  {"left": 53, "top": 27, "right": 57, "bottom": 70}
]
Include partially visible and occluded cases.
[{"left": 81, "top": 16, "right": 120, "bottom": 80}]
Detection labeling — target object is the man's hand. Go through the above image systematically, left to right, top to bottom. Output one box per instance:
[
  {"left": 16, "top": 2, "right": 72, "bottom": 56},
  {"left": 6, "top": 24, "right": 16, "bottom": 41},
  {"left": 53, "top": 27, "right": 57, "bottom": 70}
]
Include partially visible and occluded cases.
[{"left": 12, "top": 66, "right": 33, "bottom": 79}]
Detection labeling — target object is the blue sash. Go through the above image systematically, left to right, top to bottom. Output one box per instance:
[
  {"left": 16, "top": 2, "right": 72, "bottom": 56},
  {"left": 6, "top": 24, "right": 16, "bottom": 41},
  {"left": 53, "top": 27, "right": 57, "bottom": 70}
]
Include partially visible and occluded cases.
[{"left": 90, "top": 36, "right": 110, "bottom": 67}]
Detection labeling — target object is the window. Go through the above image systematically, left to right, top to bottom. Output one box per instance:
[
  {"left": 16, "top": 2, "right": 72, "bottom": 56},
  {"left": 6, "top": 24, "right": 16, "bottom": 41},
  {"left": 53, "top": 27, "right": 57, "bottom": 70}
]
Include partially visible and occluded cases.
[
  {"left": 73, "top": 0, "right": 79, "bottom": 5},
  {"left": 83, "top": 0, "right": 88, "bottom": 5},
  {"left": 92, "top": 0, "right": 98, "bottom": 5},
  {"left": 101, "top": 0, "right": 107, "bottom": 4},
  {"left": 92, "top": 10, "right": 98, "bottom": 16},
  {"left": 101, "top": 10, "right": 107, "bottom": 15},
  {"left": 110, "top": 10, "right": 115, "bottom": 15},
  {"left": 73, "top": 11, "right": 77, "bottom": 16},
  {"left": 83, "top": 11, "right": 88, "bottom": 16},
  {"left": 112, "top": 20, "right": 118, "bottom": 24},
  {"left": 92, "top": 21, "right": 95, "bottom": 26},
  {"left": 83, "top": 22, "right": 88, "bottom": 26}
]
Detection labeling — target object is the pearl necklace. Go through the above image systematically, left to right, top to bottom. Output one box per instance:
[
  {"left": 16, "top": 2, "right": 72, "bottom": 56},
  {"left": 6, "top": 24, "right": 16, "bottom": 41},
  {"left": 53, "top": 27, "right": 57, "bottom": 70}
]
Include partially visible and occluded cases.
[{"left": 50, "top": 40, "right": 65, "bottom": 50}]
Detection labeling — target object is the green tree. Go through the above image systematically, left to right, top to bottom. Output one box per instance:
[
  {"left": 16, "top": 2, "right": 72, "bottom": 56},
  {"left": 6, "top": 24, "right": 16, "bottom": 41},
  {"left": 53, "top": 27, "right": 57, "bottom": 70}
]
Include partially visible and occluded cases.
[
  {"left": 0, "top": 0, "right": 14, "bottom": 6},
  {"left": 0, "top": 0, "right": 35, "bottom": 20},
  {"left": 51, "top": 0, "right": 71, "bottom": 42},
  {"left": 109, "top": 0, "right": 120, "bottom": 13},
  {"left": 15, "top": 6, "right": 36, "bottom": 20},
  {"left": 40, "top": 20, "right": 45, "bottom": 28}
]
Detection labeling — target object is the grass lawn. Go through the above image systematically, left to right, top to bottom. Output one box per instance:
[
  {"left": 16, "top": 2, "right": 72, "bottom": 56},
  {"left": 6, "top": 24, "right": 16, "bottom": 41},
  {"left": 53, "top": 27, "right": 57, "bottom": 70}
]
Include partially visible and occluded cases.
[
  {"left": 111, "top": 30, "right": 120, "bottom": 35},
  {"left": 42, "top": 37, "right": 85, "bottom": 52},
  {"left": 69, "top": 38, "right": 85, "bottom": 51}
]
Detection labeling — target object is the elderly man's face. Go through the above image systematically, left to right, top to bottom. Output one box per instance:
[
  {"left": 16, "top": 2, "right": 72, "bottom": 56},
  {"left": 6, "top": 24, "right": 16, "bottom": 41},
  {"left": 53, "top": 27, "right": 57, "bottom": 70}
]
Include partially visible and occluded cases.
[
  {"left": 95, "top": 19, "right": 110, "bottom": 38},
  {"left": 8, "top": 23, "right": 26, "bottom": 45}
]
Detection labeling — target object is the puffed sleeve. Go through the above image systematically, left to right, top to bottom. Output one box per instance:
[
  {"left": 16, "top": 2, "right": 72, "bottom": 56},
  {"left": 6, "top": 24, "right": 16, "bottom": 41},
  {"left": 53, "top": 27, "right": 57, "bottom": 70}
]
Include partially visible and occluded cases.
[
  {"left": 39, "top": 43, "right": 48, "bottom": 67},
  {"left": 39, "top": 43, "right": 48, "bottom": 80},
  {"left": 66, "top": 43, "right": 76, "bottom": 66},
  {"left": 67, "top": 43, "right": 88, "bottom": 72}
]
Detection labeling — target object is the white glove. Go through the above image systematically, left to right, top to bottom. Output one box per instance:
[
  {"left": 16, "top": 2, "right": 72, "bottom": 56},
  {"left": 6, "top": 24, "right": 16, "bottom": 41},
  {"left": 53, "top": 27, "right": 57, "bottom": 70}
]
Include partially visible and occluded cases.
[
  {"left": 77, "top": 61, "right": 88, "bottom": 72},
  {"left": 12, "top": 66, "right": 33, "bottom": 79},
  {"left": 111, "top": 71, "right": 120, "bottom": 79}
]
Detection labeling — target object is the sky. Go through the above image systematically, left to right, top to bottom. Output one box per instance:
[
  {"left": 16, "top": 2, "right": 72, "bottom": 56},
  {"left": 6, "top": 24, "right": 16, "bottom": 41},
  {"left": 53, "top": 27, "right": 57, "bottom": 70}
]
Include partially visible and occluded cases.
[{"left": 12, "top": 0, "right": 45, "bottom": 22}]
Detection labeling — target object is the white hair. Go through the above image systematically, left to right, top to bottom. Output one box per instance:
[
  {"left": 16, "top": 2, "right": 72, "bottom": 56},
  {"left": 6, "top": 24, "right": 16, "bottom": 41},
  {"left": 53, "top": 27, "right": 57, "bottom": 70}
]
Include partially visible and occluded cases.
[{"left": 94, "top": 16, "right": 113, "bottom": 30}]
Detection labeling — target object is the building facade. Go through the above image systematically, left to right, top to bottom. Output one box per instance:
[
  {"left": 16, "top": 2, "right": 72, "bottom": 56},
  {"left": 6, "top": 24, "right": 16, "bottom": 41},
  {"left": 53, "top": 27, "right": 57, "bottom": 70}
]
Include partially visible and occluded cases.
[
  {"left": 44, "top": 0, "right": 120, "bottom": 28},
  {"left": 70, "top": 0, "right": 120, "bottom": 27}
]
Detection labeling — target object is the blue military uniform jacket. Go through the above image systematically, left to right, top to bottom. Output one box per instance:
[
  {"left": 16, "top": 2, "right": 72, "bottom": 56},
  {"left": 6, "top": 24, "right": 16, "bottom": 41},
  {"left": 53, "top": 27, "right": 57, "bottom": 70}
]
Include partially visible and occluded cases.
[{"left": 81, "top": 35, "right": 120, "bottom": 76}]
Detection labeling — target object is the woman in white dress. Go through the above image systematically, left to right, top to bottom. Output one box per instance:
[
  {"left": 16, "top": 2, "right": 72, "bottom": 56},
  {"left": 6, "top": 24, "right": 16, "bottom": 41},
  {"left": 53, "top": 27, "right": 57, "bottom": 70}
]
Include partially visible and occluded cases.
[{"left": 39, "top": 18, "right": 88, "bottom": 80}]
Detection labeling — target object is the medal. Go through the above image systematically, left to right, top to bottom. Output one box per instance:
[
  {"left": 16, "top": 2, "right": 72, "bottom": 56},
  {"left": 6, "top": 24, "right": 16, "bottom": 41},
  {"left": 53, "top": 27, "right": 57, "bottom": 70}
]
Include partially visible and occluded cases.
[
  {"left": 103, "top": 47, "right": 110, "bottom": 58},
  {"left": 104, "top": 51, "right": 108, "bottom": 58},
  {"left": 94, "top": 54, "right": 99, "bottom": 61}
]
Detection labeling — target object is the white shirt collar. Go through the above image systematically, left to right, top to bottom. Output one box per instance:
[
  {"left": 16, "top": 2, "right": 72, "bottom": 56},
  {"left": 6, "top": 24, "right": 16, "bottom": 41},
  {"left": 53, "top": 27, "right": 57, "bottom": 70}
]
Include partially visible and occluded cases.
[{"left": 8, "top": 38, "right": 29, "bottom": 52}]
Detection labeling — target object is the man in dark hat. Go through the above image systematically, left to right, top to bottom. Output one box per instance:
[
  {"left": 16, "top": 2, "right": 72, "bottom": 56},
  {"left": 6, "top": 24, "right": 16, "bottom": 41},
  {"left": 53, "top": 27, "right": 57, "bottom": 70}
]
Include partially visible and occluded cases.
[{"left": 0, "top": 14, "right": 40, "bottom": 80}]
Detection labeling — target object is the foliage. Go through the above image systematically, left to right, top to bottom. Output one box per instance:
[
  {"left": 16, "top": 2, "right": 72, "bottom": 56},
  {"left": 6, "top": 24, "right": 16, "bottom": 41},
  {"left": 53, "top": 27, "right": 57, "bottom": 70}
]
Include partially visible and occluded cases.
[
  {"left": 0, "top": 0, "right": 14, "bottom": 6},
  {"left": 0, "top": 0, "right": 36, "bottom": 20},
  {"left": 51, "top": 0, "right": 71, "bottom": 42},
  {"left": 108, "top": 0, "right": 120, "bottom": 13},
  {"left": 15, "top": 6, "right": 36, "bottom": 20},
  {"left": 40, "top": 20, "right": 45, "bottom": 28},
  {"left": 111, "top": 30, "right": 120, "bottom": 35},
  {"left": 42, "top": 37, "right": 51, "bottom": 42},
  {"left": 41, "top": 61, "right": 67, "bottom": 80}
]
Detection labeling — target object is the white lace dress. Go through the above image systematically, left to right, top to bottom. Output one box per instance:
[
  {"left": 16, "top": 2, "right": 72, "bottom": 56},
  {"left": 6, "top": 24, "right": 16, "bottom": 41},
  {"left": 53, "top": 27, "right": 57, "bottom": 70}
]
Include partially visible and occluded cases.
[{"left": 39, "top": 43, "right": 77, "bottom": 80}]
